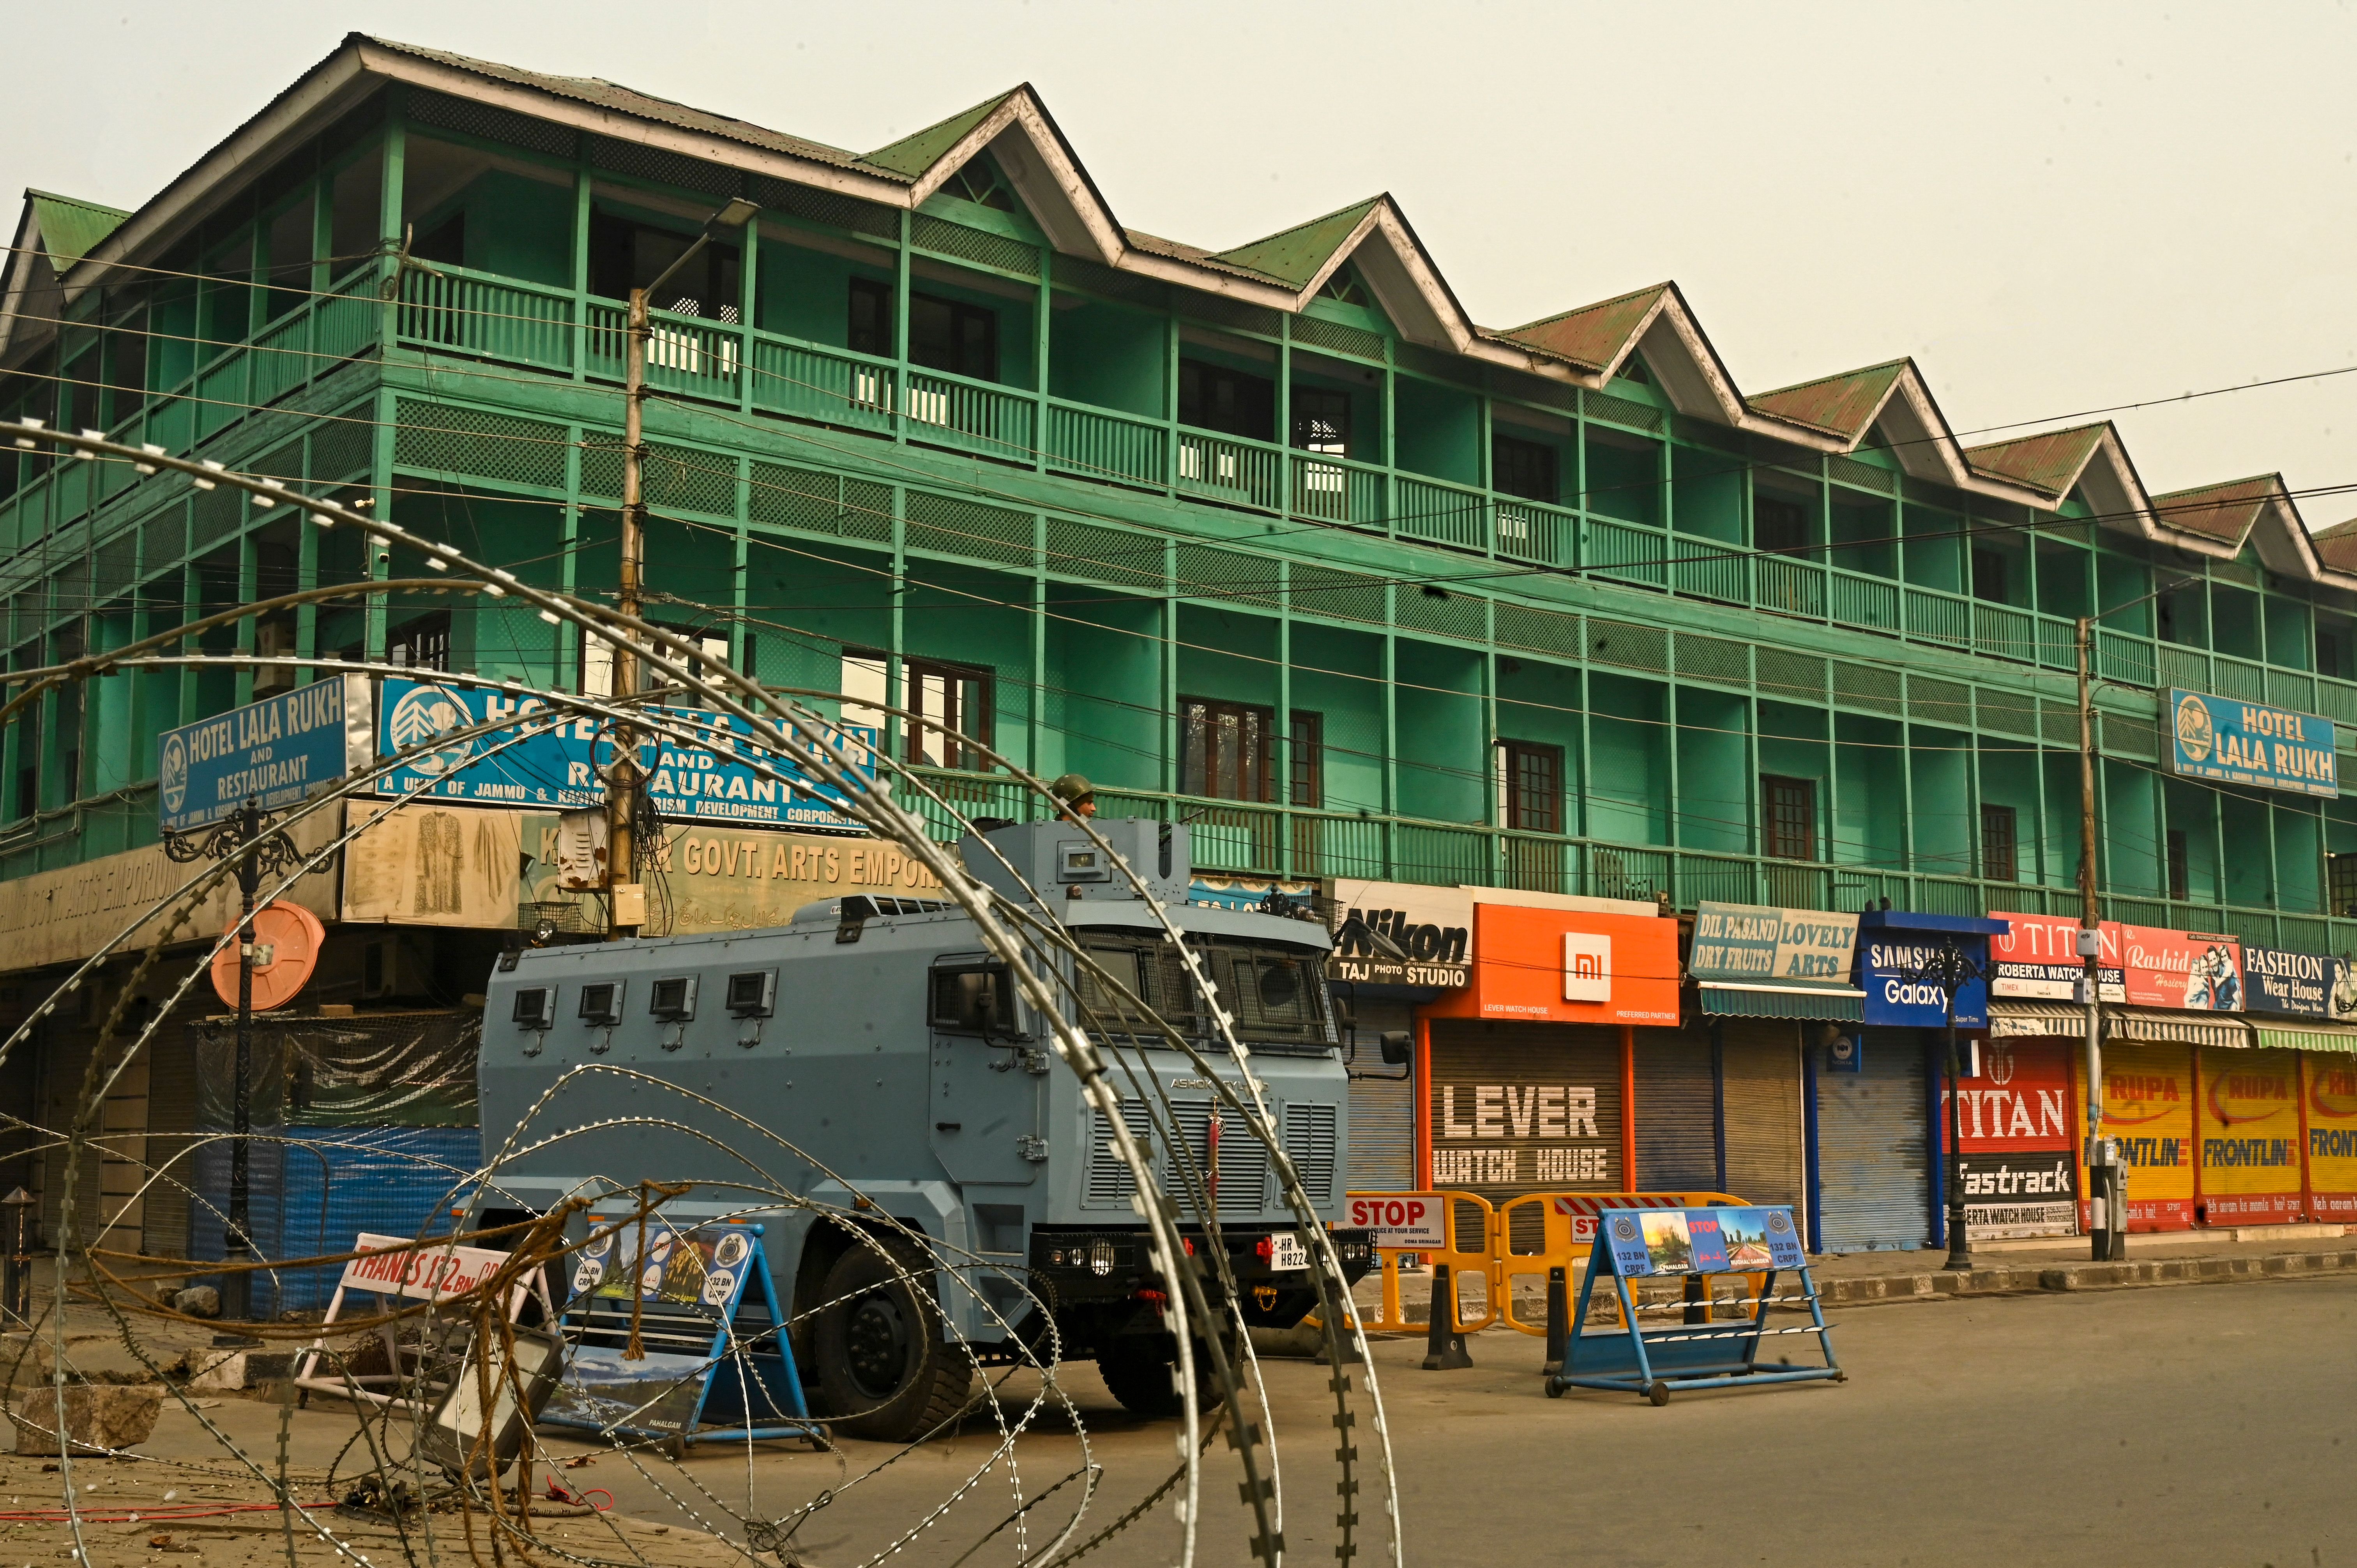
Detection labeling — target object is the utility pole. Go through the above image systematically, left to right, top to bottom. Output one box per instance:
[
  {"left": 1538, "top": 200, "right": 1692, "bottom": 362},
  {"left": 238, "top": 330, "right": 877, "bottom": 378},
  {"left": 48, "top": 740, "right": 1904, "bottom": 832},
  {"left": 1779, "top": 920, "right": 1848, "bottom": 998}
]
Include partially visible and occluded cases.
[
  {"left": 605, "top": 198, "right": 758, "bottom": 941},
  {"left": 608, "top": 284, "right": 649, "bottom": 939},
  {"left": 2073, "top": 614, "right": 2117, "bottom": 1262}
]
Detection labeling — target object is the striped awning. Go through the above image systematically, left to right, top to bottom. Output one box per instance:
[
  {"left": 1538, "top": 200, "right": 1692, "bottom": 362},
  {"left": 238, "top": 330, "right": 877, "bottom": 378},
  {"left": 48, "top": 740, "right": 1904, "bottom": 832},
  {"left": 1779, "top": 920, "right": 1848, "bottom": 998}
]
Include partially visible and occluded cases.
[
  {"left": 1699, "top": 984, "right": 1864, "bottom": 1022},
  {"left": 1987, "top": 1000, "right": 2088, "bottom": 1038},
  {"left": 2106, "top": 1007, "right": 2253, "bottom": 1050},
  {"left": 2250, "top": 1019, "right": 2357, "bottom": 1054}
]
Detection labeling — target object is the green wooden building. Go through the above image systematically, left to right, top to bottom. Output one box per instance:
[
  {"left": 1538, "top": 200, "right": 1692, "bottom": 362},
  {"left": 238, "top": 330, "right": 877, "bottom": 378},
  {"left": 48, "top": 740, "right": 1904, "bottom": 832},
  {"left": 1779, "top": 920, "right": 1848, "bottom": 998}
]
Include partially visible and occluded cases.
[{"left": 7, "top": 32, "right": 2357, "bottom": 958}]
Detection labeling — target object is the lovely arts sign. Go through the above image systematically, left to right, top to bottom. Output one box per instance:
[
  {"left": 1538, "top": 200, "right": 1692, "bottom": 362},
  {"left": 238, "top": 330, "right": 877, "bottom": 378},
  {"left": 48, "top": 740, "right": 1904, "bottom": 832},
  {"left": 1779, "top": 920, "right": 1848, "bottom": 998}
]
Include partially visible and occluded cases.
[{"left": 1689, "top": 903, "right": 1860, "bottom": 985}]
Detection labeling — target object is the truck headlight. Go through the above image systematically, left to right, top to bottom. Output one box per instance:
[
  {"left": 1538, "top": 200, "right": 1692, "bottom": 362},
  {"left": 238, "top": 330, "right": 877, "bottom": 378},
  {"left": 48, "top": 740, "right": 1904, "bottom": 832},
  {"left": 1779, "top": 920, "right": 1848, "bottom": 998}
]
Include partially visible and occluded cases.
[{"left": 1087, "top": 1240, "right": 1115, "bottom": 1277}]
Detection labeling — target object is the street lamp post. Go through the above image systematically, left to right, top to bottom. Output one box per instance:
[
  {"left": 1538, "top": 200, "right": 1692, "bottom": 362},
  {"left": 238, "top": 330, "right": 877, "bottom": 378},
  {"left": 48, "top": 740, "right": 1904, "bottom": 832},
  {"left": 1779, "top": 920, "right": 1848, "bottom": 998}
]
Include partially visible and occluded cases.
[
  {"left": 165, "top": 799, "right": 299, "bottom": 1329},
  {"left": 1905, "top": 940, "right": 1988, "bottom": 1273}
]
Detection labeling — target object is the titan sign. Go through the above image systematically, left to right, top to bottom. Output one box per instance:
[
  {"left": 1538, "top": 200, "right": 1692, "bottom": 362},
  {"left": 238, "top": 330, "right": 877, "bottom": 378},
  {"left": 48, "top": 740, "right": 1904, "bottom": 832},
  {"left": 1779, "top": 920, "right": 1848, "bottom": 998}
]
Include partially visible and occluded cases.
[{"left": 2166, "top": 688, "right": 2338, "bottom": 798}]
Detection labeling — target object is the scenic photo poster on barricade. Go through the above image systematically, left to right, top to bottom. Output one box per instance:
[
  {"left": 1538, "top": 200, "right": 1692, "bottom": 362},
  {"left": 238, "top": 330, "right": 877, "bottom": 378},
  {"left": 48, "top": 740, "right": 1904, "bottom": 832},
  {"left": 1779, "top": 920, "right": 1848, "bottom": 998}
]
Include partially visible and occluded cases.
[{"left": 1602, "top": 1207, "right": 1803, "bottom": 1276}]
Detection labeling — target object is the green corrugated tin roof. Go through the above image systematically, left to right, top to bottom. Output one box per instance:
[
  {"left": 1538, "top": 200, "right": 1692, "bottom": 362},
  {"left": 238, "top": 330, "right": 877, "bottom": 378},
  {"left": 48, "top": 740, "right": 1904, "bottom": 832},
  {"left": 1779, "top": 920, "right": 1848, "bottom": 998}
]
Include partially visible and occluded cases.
[
  {"left": 359, "top": 35, "right": 877, "bottom": 175},
  {"left": 861, "top": 91, "right": 1018, "bottom": 179},
  {"left": 26, "top": 191, "right": 129, "bottom": 268},
  {"left": 1208, "top": 197, "right": 1383, "bottom": 290},
  {"left": 1495, "top": 285, "right": 1667, "bottom": 371},
  {"left": 1747, "top": 360, "right": 1909, "bottom": 440},
  {"left": 1963, "top": 423, "right": 2110, "bottom": 498},
  {"left": 2149, "top": 475, "right": 2278, "bottom": 546}
]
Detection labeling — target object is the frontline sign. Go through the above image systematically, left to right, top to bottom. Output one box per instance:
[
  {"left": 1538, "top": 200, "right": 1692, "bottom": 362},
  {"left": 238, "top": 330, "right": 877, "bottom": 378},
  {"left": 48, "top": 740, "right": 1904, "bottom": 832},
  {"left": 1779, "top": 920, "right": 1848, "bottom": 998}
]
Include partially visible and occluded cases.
[
  {"left": 158, "top": 679, "right": 353, "bottom": 832},
  {"left": 2167, "top": 688, "right": 2338, "bottom": 798}
]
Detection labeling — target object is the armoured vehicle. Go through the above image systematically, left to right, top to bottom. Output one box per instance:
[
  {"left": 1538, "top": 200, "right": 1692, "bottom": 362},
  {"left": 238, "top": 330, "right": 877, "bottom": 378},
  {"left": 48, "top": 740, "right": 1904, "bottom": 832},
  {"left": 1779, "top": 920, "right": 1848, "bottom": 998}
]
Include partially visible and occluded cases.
[{"left": 477, "top": 819, "right": 1372, "bottom": 1440}]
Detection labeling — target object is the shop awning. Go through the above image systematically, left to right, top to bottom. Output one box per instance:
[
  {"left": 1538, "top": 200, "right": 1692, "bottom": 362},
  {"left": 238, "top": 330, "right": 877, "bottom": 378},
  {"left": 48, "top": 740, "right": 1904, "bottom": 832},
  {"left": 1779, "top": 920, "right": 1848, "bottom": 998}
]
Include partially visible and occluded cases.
[
  {"left": 1699, "top": 984, "right": 1864, "bottom": 1022},
  {"left": 1987, "top": 1000, "right": 2089, "bottom": 1038},
  {"left": 2106, "top": 1007, "right": 2253, "bottom": 1050},
  {"left": 2249, "top": 1019, "right": 2357, "bottom": 1053}
]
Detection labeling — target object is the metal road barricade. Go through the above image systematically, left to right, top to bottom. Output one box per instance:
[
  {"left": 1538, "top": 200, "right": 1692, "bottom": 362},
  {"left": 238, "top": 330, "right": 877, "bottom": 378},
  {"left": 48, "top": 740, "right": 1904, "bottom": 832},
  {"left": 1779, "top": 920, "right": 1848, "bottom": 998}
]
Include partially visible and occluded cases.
[
  {"left": 1341, "top": 1189, "right": 1759, "bottom": 1339},
  {"left": 1340, "top": 1190, "right": 1498, "bottom": 1335},
  {"left": 1495, "top": 1192, "right": 1759, "bottom": 1337}
]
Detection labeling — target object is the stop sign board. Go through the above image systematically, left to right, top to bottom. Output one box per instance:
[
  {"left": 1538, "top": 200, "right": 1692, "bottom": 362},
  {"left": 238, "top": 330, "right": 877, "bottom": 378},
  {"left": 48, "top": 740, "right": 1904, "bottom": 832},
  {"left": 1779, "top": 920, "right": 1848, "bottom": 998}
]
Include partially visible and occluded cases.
[{"left": 1345, "top": 1193, "right": 1447, "bottom": 1251}]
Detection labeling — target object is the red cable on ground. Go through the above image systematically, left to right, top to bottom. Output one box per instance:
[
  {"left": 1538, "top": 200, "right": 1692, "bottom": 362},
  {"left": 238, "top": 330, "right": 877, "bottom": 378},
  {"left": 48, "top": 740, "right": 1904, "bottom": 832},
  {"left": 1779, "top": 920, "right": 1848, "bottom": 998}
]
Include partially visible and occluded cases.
[{"left": 541, "top": 1480, "right": 615, "bottom": 1511}]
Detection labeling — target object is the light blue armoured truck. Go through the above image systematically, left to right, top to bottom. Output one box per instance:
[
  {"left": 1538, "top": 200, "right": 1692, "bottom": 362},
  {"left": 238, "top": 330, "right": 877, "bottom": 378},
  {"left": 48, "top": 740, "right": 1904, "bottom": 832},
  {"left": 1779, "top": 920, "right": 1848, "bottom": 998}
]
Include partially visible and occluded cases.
[{"left": 476, "top": 819, "right": 1372, "bottom": 1440}]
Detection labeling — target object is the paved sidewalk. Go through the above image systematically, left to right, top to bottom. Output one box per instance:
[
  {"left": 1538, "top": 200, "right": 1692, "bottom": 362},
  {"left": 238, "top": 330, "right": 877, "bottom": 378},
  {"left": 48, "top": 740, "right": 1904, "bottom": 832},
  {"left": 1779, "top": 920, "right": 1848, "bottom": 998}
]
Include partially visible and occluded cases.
[{"left": 1351, "top": 1225, "right": 2357, "bottom": 1326}]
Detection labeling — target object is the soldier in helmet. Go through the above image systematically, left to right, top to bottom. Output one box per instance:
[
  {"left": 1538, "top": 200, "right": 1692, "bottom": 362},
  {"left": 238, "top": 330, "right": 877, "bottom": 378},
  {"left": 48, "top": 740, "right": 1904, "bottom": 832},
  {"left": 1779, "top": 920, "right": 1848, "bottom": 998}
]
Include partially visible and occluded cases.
[{"left": 1048, "top": 773, "right": 1096, "bottom": 822}]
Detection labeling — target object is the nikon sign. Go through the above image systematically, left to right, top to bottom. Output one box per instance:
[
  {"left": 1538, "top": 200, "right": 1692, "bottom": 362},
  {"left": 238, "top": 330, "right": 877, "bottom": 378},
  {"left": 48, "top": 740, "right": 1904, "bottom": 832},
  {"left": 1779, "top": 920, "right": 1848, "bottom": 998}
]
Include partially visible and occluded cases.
[{"left": 1329, "top": 880, "right": 1659, "bottom": 989}]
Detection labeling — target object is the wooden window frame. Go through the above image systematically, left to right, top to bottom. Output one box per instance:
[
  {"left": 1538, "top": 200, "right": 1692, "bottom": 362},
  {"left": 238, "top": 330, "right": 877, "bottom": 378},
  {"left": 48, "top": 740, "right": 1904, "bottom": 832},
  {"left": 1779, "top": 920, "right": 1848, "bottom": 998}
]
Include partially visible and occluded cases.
[
  {"left": 1497, "top": 738, "right": 1564, "bottom": 834},
  {"left": 1760, "top": 773, "right": 1817, "bottom": 862}
]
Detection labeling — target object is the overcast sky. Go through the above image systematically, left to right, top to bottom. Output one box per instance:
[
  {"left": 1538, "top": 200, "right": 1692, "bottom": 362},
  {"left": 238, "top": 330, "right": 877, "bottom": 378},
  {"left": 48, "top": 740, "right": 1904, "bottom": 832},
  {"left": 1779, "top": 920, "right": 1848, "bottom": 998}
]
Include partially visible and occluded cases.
[{"left": 8, "top": 1, "right": 2352, "bottom": 513}]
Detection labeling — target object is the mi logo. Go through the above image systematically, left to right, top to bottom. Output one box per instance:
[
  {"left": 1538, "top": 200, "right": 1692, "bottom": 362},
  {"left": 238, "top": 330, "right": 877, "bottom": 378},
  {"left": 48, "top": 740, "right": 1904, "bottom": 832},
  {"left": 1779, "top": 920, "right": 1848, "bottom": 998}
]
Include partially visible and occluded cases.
[{"left": 1563, "top": 933, "right": 1612, "bottom": 1002}]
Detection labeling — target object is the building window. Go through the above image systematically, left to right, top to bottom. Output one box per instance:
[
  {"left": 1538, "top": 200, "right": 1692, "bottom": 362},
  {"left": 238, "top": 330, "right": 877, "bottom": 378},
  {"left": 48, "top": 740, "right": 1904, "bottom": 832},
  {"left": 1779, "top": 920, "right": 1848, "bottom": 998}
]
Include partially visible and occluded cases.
[
  {"left": 591, "top": 208, "right": 740, "bottom": 319},
  {"left": 848, "top": 277, "right": 892, "bottom": 357},
  {"left": 846, "top": 280, "right": 998, "bottom": 381},
  {"left": 1177, "top": 360, "right": 1275, "bottom": 442},
  {"left": 1290, "top": 387, "right": 1350, "bottom": 456},
  {"left": 1492, "top": 434, "right": 1558, "bottom": 504},
  {"left": 1754, "top": 493, "right": 1810, "bottom": 557},
  {"left": 1971, "top": 547, "right": 2009, "bottom": 604},
  {"left": 388, "top": 612, "right": 450, "bottom": 673},
  {"left": 2320, "top": 628, "right": 2346, "bottom": 680},
  {"left": 840, "top": 650, "right": 993, "bottom": 769},
  {"left": 905, "top": 658, "right": 993, "bottom": 769},
  {"left": 1179, "top": 698, "right": 1323, "bottom": 803},
  {"left": 1289, "top": 712, "right": 1322, "bottom": 809},
  {"left": 1496, "top": 740, "right": 1563, "bottom": 833},
  {"left": 1760, "top": 774, "right": 1816, "bottom": 862},
  {"left": 1981, "top": 803, "right": 2019, "bottom": 883},
  {"left": 2166, "top": 830, "right": 2190, "bottom": 902},
  {"left": 2330, "top": 852, "right": 2357, "bottom": 918}
]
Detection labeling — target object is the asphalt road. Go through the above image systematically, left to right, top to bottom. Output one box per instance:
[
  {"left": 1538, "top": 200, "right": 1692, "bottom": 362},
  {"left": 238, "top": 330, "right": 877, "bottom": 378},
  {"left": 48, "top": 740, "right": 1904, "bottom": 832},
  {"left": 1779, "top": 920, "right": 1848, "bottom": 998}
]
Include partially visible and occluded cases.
[{"left": 131, "top": 1273, "right": 2357, "bottom": 1566}]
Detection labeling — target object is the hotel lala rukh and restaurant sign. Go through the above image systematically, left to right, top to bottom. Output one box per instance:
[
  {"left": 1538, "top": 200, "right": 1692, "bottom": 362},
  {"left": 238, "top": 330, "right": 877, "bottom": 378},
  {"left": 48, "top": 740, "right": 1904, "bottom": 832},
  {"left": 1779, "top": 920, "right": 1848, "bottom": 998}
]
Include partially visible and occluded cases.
[{"left": 1991, "top": 911, "right": 2357, "bottom": 1229}]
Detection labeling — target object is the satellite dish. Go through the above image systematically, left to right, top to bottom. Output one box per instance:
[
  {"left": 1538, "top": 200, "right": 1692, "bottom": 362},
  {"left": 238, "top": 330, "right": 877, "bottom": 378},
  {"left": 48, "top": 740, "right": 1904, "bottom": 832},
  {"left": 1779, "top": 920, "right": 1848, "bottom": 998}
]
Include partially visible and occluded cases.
[{"left": 212, "top": 900, "right": 327, "bottom": 1011}]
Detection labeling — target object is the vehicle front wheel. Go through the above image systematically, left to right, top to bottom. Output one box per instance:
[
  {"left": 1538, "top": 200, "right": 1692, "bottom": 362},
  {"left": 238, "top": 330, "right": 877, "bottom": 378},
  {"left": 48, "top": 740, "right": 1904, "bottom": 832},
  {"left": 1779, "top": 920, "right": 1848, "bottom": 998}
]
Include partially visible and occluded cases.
[
  {"left": 811, "top": 1240, "right": 972, "bottom": 1442},
  {"left": 1097, "top": 1337, "right": 1183, "bottom": 1418}
]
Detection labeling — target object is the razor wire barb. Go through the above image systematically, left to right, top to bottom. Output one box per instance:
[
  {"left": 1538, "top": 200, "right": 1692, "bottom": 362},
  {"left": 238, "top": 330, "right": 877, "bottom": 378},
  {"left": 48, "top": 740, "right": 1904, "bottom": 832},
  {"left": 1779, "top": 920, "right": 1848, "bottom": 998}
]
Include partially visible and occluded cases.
[{"left": 0, "top": 420, "right": 1407, "bottom": 1568}]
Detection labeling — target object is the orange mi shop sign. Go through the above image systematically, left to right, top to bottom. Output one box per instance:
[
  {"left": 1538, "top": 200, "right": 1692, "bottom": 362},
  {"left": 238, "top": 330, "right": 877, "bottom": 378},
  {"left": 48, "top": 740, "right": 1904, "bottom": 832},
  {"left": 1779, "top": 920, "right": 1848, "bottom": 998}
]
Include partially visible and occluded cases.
[{"left": 1425, "top": 905, "right": 1680, "bottom": 1026}]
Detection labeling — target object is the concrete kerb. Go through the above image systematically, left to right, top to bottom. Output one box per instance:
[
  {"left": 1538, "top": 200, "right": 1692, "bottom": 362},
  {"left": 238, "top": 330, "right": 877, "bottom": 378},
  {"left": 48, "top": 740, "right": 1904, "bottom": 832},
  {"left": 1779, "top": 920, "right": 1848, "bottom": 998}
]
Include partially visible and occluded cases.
[{"left": 1339, "top": 1245, "right": 2357, "bottom": 1334}]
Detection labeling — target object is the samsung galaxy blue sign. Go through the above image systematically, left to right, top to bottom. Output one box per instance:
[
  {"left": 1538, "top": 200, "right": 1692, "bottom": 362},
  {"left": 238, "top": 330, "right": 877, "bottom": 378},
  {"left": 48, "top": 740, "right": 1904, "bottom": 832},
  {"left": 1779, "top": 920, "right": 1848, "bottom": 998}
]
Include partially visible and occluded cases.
[
  {"left": 2167, "top": 689, "right": 2338, "bottom": 799},
  {"left": 1856, "top": 911, "right": 2006, "bottom": 1029}
]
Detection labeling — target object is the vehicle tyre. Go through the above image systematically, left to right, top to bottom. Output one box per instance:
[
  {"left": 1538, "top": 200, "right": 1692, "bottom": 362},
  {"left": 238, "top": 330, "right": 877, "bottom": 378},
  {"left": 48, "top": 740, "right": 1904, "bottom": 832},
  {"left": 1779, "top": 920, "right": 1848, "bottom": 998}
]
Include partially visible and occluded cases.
[
  {"left": 812, "top": 1239, "right": 972, "bottom": 1442},
  {"left": 1097, "top": 1338, "right": 1183, "bottom": 1418}
]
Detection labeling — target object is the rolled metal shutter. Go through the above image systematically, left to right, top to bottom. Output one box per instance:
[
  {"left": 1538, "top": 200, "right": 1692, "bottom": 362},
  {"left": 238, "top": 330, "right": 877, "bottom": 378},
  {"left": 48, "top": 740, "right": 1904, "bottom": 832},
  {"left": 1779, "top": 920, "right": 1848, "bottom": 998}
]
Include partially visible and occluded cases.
[
  {"left": 1344, "top": 997, "right": 1415, "bottom": 1192},
  {"left": 1718, "top": 1019, "right": 1806, "bottom": 1225},
  {"left": 1427, "top": 1020, "right": 1623, "bottom": 1205},
  {"left": 1815, "top": 1028, "right": 1930, "bottom": 1253},
  {"left": 1633, "top": 1029, "right": 1717, "bottom": 1194}
]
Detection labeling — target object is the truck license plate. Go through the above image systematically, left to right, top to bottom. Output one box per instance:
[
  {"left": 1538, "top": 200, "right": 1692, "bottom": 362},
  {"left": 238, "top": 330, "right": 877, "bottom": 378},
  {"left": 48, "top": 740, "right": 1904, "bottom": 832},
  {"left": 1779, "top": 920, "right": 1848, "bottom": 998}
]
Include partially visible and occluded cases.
[{"left": 1267, "top": 1233, "right": 1309, "bottom": 1272}]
